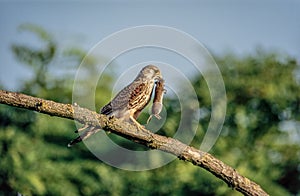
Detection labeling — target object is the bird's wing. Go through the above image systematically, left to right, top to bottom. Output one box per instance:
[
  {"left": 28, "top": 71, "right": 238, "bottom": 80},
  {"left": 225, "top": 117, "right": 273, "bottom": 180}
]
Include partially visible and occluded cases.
[
  {"left": 100, "top": 81, "right": 154, "bottom": 118},
  {"left": 100, "top": 82, "right": 133, "bottom": 115},
  {"left": 128, "top": 82, "right": 153, "bottom": 110},
  {"left": 100, "top": 83, "right": 135, "bottom": 115}
]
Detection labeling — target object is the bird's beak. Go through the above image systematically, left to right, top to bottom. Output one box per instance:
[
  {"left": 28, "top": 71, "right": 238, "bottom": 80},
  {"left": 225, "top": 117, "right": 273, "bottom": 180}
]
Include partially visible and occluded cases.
[
  {"left": 156, "top": 74, "right": 163, "bottom": 81},
  {"left": 156, "top": 74, "right": 164, "bottom": 83}
]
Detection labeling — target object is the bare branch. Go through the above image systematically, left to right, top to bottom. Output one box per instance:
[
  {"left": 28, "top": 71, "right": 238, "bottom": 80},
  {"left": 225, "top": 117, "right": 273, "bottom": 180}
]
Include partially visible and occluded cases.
[{"left": 0, "top": 90, "right": 268, "bottom": 196}]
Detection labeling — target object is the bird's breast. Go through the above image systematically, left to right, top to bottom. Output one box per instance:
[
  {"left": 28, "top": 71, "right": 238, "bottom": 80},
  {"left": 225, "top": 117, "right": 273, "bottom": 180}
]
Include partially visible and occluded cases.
[{"left": 128, "top": 81, "right": 155, "bottom": 110}]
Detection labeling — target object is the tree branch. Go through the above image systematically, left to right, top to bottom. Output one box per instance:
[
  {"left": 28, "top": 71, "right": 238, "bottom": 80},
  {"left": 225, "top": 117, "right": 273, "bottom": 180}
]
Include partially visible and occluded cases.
[{"left": 0, "top": 90, "right": 268, "bottom": 196}]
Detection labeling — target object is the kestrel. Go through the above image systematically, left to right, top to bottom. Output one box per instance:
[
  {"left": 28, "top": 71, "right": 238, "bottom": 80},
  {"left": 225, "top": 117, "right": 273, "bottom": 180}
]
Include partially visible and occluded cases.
[{"left": 68, "top": 65, "right": 163, "bottom": 147}]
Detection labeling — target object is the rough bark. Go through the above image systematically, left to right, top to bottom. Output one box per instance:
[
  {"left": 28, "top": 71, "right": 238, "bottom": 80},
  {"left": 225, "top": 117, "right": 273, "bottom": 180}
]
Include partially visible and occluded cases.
[{"left": 0, "top": 90, "right": 268, "bottom": 196}]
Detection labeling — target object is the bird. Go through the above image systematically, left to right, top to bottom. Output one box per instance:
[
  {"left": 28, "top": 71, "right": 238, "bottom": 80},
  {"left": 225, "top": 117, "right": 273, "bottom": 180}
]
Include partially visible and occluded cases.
[{"left": 68, "top": 65, "right": 163, "bottom": 147}]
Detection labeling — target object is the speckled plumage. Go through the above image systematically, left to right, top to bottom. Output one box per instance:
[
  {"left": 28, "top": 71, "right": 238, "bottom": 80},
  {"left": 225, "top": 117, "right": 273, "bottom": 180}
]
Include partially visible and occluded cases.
[{"left": 68, "top": 65, "right": 163, "bottom": 147}]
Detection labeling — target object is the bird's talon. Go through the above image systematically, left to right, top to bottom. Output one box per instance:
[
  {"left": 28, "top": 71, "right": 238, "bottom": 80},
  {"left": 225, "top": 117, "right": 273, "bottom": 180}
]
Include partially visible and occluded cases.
[{"left": 136, "top": 124, "right": 146, "bottom": 132}]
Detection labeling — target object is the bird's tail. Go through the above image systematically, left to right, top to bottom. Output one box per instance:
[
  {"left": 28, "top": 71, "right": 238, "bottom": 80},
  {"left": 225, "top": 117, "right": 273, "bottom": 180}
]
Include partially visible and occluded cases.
[
  {"left": 68, "top": 127, "right": 100, "bottom": 147},
  {"left": 67, "top": 135, "right": 83, "bottom": 147}
]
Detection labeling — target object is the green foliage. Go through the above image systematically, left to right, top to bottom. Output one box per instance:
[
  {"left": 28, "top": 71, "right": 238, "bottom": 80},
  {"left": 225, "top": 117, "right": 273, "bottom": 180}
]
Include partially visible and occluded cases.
[
  {"left": 0, "top": 25, "right": 299, "bottom": 195},
  {"left": 193, "top": 52, "right": 300, "bottom": 195}
]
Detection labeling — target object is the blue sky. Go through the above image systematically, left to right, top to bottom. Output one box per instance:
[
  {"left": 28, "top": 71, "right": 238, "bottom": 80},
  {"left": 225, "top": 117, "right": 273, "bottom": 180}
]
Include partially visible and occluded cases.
[{"left": 0, "top": 0, "right": 299, "bottom": 90}]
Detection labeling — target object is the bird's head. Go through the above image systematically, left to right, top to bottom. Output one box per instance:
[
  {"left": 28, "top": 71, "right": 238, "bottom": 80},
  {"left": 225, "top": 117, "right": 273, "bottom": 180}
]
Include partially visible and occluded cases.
[{"left": 138, "top": 65, "right": 162, "bottom": 81}]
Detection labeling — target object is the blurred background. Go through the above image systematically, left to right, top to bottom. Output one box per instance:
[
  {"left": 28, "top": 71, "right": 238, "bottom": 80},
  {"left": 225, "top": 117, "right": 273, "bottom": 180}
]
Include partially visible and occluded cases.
[{"left": 0, "top": 1, "right": 299, "bottom": 195}]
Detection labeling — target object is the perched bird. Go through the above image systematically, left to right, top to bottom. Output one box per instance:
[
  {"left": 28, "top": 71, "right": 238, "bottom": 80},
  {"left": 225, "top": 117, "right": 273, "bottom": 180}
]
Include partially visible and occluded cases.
[{"left": 68, "top": 65, "right": 163, "bottom": 147}]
